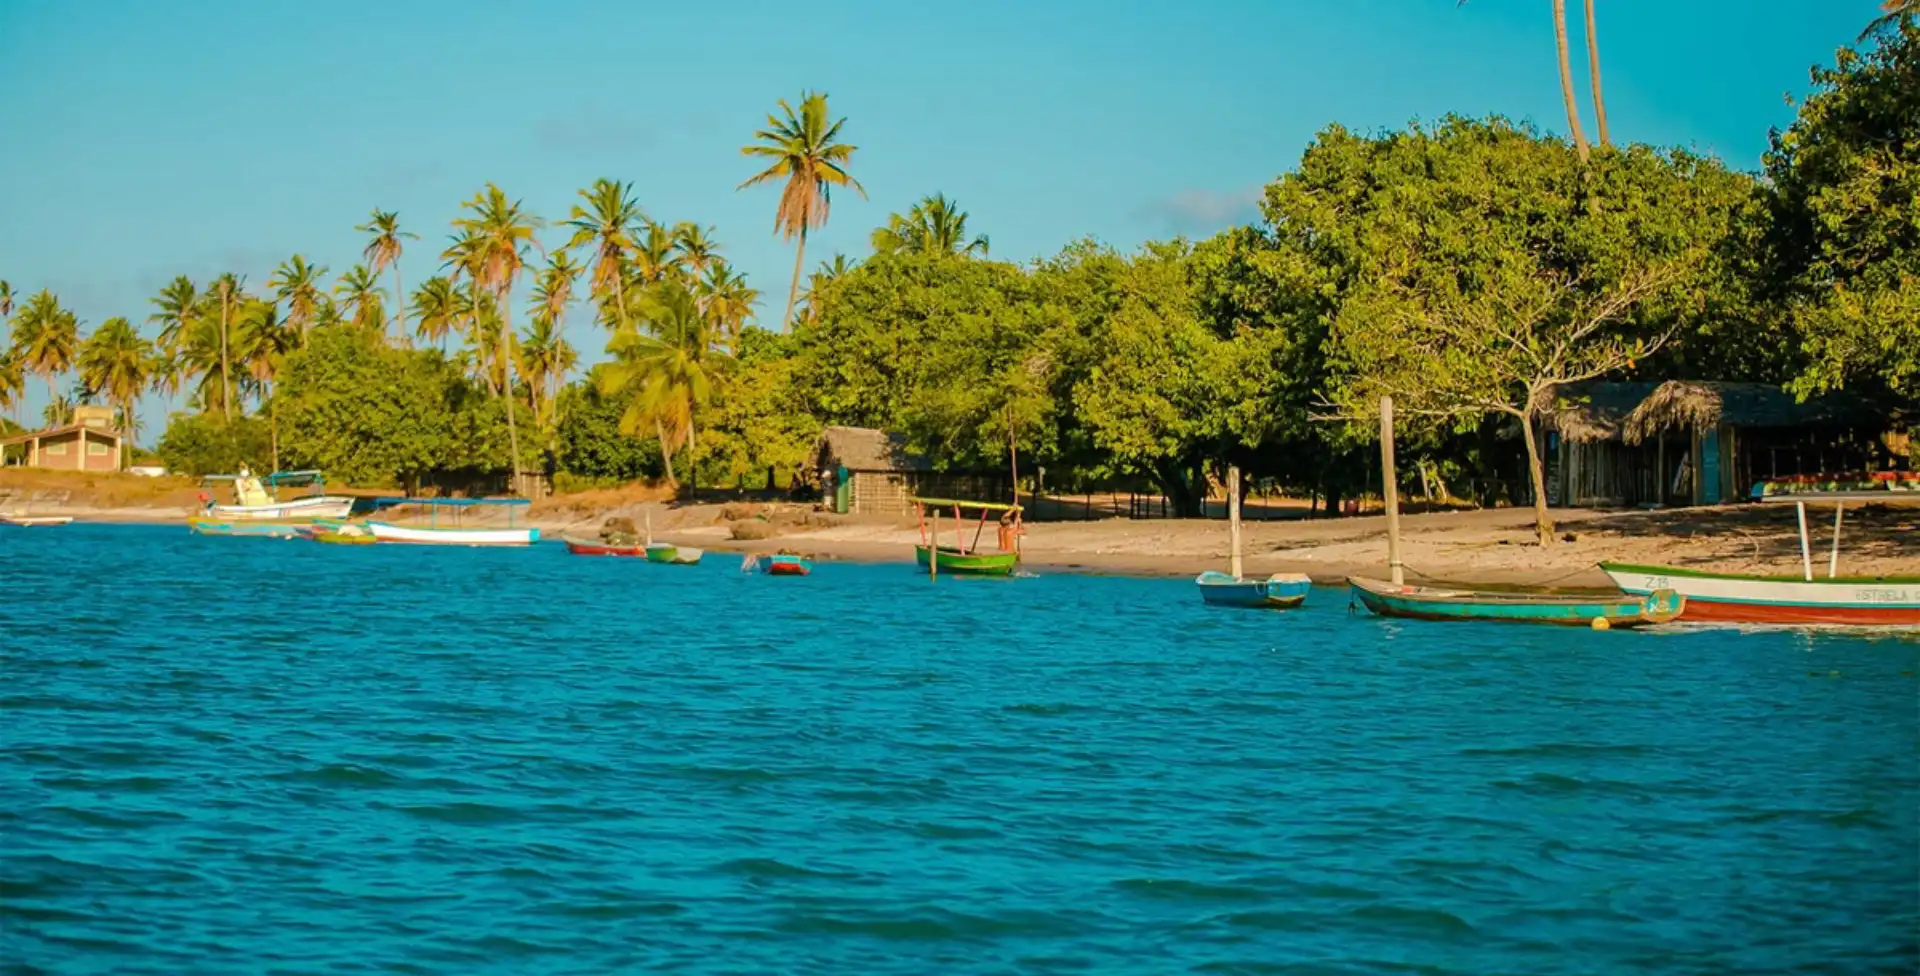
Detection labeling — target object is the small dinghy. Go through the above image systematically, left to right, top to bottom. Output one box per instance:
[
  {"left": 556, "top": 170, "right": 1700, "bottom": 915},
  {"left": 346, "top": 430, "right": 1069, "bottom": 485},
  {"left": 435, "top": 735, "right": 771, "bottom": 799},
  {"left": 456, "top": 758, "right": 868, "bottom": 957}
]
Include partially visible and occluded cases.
[
  {"left": 0, "top": 515, "right": 73, "bottom": 527},
  {"left": 744, "top": 552, "right": 810, "bottom": 576},
  {"left": 1195, "top": 571, "right": 1312, "bottom": 609},
  {"left": 1348, "top": 576, "right": 1684, "bottom": 629}
]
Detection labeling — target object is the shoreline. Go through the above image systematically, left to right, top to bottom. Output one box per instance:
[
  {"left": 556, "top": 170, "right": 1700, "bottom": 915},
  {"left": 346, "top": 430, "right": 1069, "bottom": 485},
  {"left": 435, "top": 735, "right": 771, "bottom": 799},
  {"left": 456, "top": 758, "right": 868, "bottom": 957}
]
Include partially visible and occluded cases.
[{"left": 35, "top": 498, "right": 1919, "bottom": 588}]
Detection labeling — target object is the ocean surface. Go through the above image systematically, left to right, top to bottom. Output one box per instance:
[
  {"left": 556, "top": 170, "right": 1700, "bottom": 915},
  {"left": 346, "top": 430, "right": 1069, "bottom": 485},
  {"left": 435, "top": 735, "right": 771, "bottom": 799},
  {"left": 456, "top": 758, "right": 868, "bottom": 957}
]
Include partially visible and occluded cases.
[{"left": 2, "top": 523, "right": 1916, "bottom": 975}]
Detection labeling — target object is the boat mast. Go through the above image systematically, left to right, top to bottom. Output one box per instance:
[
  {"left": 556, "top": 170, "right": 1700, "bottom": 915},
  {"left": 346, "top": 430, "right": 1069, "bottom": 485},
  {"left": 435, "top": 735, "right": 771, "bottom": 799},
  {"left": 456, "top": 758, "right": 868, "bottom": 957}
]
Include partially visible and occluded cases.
[
  {"left": 1380, "top": 396, "right": 1405, "bottom": 586},
  {"left": 1228, "top": 464, "right": 1243, "bottom": 580},
  {"left": 1796, "top": 500, "right": 1812, "bottom": 582},
  {"left": 1829, "top": 503, "right": 1844, "bottom": 579}
]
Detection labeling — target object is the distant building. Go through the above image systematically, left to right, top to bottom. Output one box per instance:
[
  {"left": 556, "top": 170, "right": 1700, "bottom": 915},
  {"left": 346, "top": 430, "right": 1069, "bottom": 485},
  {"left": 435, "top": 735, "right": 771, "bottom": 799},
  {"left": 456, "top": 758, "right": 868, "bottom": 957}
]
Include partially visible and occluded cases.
[
  {"left": 1546, "top": 381, "right": 1883, "bottom": 507},
  {"left": 0, "top": 405, "right": 125, "bottom": 472},
  {"left": 810, "top": 426, "right": 1012, "bottom": 516}
]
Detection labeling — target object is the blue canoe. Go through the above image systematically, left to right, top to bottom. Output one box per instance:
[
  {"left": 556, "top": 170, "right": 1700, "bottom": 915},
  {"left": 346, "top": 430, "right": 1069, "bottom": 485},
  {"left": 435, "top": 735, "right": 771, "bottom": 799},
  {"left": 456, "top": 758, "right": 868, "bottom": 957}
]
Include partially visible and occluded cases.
[
  {"left": 187, "top": 516, "right": 308, "bottom": 539},
  {"left": 1196, "top": 571, "right": 1313, "bottom": 609},
  {"left": 1348, "top": 576, "right": 1684, "bottom": 629}
]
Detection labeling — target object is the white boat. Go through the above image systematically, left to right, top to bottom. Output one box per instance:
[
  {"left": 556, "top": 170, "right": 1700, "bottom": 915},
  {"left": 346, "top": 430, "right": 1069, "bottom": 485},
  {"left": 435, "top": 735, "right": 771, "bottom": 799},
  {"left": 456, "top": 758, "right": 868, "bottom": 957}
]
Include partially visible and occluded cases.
[
  {"left": 202, "top": 469, "right": 355, "bottom": 521},
  {"left": 1600, "top": 489, "right": 1920, "bottom": 626},
  {"left": 0, "top": 515, "right": 73, "bottom": 527},
  {"left": 364, "top": 521, "right": 538, "bottom": 547}
]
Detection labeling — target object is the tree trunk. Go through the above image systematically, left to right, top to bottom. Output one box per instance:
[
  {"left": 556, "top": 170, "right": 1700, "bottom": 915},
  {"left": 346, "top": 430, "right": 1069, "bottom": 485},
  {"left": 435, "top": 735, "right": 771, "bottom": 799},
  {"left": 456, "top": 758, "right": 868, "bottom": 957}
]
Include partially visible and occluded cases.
[
  {"left": 1553, "top": 0, "right": 1591, "bottom": 164},
  {"left": 1584, "top": 0, "right": 1610, "bottom": 147},
  {"left": 782, "top": 228, "right": 808, "bottom": 334},
  {"left": 392, "top": 264, "right": 405, "bottom": 347},
  {"left": 499, "top": 287, "right": 522, "bottom": 496},
  {"left": 219, "top": 288, "right": 233, "bottom": 420},
  {"left": 268, "top": 384, "right": 279, "bottom": 472},
  {"left": 121, "top": 397, "right": 132, "bottom": 469},
  {"left": 1520, "top": 410, "right": 1555, "bottom": 545},
  {"left": 655, "top": 417, "right": 676, "bottom": 484}
]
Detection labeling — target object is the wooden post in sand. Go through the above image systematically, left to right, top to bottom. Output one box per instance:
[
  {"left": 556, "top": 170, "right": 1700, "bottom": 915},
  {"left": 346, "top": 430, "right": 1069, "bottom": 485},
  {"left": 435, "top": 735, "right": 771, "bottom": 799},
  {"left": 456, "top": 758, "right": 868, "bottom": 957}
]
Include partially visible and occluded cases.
[
  {"left": 1380, "top": 396, "right": 1405, "bottom": 586},
  {"left": 1228, "top": 464, "right": 1244, "bottom": 580},
  {"left": 929, "top": 506, "right": 939, "bottom": 581}
]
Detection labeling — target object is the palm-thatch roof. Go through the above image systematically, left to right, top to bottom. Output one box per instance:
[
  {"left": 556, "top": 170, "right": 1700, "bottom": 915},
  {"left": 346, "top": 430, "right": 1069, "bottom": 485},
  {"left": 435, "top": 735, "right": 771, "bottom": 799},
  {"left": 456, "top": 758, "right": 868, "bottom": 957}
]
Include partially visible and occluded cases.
[
  {"left": 1548, "top": 380, "right": 1872, "bottom": 445},
  {"left": 811, "top": 426, "right": 929, "bottom": 473}
]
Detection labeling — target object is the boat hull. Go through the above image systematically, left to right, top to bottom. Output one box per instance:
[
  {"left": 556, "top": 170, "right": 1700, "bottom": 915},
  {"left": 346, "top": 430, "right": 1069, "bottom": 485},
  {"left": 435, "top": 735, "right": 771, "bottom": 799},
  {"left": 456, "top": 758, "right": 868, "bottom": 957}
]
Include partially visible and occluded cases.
[
  {"left": 206, "top": 496, "right": 355, "bottom": 521},
  {"left": 0, "top": 516, "right": 72, "bottom": 526},
  {"left": 188, "top": 517, "right": 309, "bottom": 538},
  {"left": 365, "top": 521, "right": 538, "bottom": 546},
  {"left": 565, "top": 537, "right": 645, "bottom": 556},
  {"left": 645, "top": 543, "right": 703, "bottom": 565},
  {"left": 914, "top": 545, "right": 1018, "bottom": 576},
  {"left": 747, "top": 554, "right": 810, "bottom": 576},
  {"left": 1601, "top": 563, "right": 1920, "bottom": 626},
  {"left": 1196, "top": 571, "right": 1311, "bottom": 609},
  {"left": 1349, "top": 576, "right": 1683, "bottom": 628}
]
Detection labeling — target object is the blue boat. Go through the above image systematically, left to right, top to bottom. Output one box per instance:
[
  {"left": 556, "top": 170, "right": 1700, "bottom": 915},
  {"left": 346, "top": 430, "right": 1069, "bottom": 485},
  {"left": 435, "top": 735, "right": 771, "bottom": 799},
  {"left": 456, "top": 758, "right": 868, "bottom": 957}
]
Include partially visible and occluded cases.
[
  {"left": 186, "top": 516, "right": 308, "bottom": 539},
  {"left": 744, "top": 552, "right": 811, "bottom": 576},
  {"left": 1195, "top": 571, "right": 1312, "bottom": 609},
  {"left": 1348, "top": 576, "right": 1684, "bottom": 629}
]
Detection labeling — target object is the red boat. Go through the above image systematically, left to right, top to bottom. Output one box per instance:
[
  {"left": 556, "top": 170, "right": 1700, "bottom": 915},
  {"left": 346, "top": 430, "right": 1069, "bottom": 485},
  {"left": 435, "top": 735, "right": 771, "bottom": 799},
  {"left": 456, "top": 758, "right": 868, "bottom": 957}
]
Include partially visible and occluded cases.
[
  {"left": 564, "top": 537, "right": 645, "bottom": 557},
  {"left": 745, "top": 552, "right": 811, "bottom": 576}
]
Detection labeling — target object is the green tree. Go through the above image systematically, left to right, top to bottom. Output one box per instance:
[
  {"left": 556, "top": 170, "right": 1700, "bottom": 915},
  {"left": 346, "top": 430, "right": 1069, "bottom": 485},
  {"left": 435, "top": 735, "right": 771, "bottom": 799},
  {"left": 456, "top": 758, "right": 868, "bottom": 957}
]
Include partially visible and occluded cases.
[
  {"left": 1768, "top": 18, "right": 1920, "bottom": 403},
  {"left": 740, "top": 91, "right": 865, "bottom": 330},
  {"left": 450, "top": 184, "right": 540, "bottom": 493},
  {"left": 871, "top": 194, "right": 989, "bottom": 257},
  {"left": 357, "top": 209, "right": 417, "bottom": 342},
  {"left": 671, "top": 222, "right": 722, "bottom": 278},
  {"left": 798, "top": 254, "right": 854, "bottom": 326},
  {"left": 697, "top": 261, "right": 759, "bottom": 355},
  {"left": 334, "top": 264, "right": 386, "bottom": 332},
  {"left": 206, "top": 273, "right": 245, "bottom": 419},
  {"left": 410, "top": 276, "right": 463, "bottom": 351},
  {"left": 11, "top": 289, "right": 79, "bottom": 419},
  {"left": 233, "top": 299, "right": 302, "bottom": 468},
  {"left": 519, "top": 315, "right": 577, "bottom": 431},
  {"left": 77, "top": 316, "right": 153, "bottom": 467},
  {"left": 275, "top": 325, "right": 457, "bottom": 485},
  {"left": 0, "top": 353, "right": 24, "bottom": 428},
  {"left": 552, "top": 370, "right": 664, "bottom": 482},
  {"left": 156, "top": 413, "right": 271, "bottom": 476}
]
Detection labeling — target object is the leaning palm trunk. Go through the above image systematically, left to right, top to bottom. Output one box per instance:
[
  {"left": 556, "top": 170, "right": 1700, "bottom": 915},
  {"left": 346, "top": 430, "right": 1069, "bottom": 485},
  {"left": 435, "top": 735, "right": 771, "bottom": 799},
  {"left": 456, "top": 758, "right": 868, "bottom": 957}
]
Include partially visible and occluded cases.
[
  {"left": 1553, "top": 0, "right": 1591, "bottom": 163},
  {"left": 1584, "top": 0, "right": 1610, "bottom": 147},
  {"left": 782, "top": 228, "right": 807, "bottom": 333},
  {"left": 391, "top": 265, "right": 405, "bottom": 347},
  {"left": 498, "top": 288, "right": 523, "bottom": 495},
  {"left": 656, "top": 417, "right": 676, "bottom": 484}
]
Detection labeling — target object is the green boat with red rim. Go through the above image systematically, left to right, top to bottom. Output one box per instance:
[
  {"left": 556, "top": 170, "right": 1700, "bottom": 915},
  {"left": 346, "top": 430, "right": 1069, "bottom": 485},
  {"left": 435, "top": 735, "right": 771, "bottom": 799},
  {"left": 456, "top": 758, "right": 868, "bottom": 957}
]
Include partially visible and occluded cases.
[{"left": 912, "top": 497, "right": 1023, "bottom": 577}]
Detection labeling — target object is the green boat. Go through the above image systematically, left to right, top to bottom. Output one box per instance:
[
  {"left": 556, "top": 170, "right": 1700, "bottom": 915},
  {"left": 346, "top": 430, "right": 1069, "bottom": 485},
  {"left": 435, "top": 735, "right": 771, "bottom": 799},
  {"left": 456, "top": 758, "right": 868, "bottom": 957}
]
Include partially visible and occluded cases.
[
  {"left": 912, "top": 496, "right": 1023, "bottom": 579},
  {"left": 644, "top": 542, "right": 703, "bottom": 565},
  {"left": 915, "top": 544, "right": 1019, "bottom": 576},
  {"left": 1348, "top": 576, "right": 1684, "bottom": 629}
]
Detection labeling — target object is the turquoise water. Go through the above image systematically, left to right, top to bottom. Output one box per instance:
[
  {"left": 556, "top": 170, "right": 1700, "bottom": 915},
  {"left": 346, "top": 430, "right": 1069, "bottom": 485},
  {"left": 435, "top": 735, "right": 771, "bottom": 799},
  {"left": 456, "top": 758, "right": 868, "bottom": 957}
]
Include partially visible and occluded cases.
[{"left": 3, "top": 523, "right": 1916, "bottom": 974}]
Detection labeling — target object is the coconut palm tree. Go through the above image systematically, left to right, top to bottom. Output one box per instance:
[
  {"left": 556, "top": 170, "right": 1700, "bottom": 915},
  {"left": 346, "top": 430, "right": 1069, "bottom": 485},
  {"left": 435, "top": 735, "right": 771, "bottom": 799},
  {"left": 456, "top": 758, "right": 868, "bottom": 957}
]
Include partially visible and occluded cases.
[
  {"left": 1553, "top": 0, "right": 1591, "bottom": 162},
  {"left": 1583, "top": 0, "right": 1609, "bottom": 147},
  {"left": 1865, "top": 1, "right": 1919, "bottom": 37},
  {"left": 739, "top": 90, "right": 865, "bottom": 331},
  {"left": 564, "top": 179, "right": 645, "bottom": 332},
  {"left": 450, "top": 184, "right": 541, "bottom": 492},
  {"left": 871, "top": 194, "right": 989, "bottom": 257},
  {"left": 357, "top": 209, "right": 417, "bottom": 342},
  {"left": 633, "top": 220, "right": 681, "bottom": 286},
  {"left": 672, "top": 223, "right": 723, "bottom": 278},
  {"left": 531, "top": 250, "right": 581, "bottom": 328},
  {"left": 799, "top": 254, "right": 854, "bottom": 325},
  {"left": 269, "top": 256, "right": 328, "bottom": 333},
  {"left": 697, "top": 261, "right": 760, "bottom": 355},
  {"left": 334, "top": 264, "right": 386, "bottom": 332},
  {"left": 200, "top": 273, "right": 245, "bottom": 420},
  {"left": 411, "top": 276, "right": 463, "bottom": 352},
  {"left": 0, "top": 280, "right": 13, "bottom": 324},
  {"left": 599, "top": 280, "right": 726, "bottom": 484},
  {"left": 12, "top": 290, "right": 79, "bottom": 422},
  {"left": 233, "top": 299, "right": 301, "bottom": 468},
  {"left": 77, "top": 316, "right": 152, "bottom": 468},
  {"left": 518, "top": 316, "right": 577, "bottom": 430},
  {"left": 42, "top": 394, "right": 73, "bottom": 429}
]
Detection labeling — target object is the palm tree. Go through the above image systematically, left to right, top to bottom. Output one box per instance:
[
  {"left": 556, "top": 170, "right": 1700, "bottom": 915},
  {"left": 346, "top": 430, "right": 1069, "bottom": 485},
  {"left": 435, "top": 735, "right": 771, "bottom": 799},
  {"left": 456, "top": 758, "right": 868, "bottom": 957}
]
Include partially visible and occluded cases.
[
  {"left": 1552, "top": 0, "right": 1591, "bottom": 162},
  {"left": 1583, "top": 0, "right": 1609, "bottom": 147},
  {"left": 1865, "top": 1, "right": 1919, "bottom": 38},
  {"left": 739, "top": 91, "right": 865, "bottom": 331},
  {"left": 564, "top": 179, "right": 645, "bottom": 333},
  {"left": 451, "top": 184, "right": 541, "bottom": 493},
  {"left": 871, "top": 194, "right": 989, "bottom": 256},
  {"left": 357, "top": 209, "right": 417, "bottom": 343},
  {"left": 633, "top": 220, "right": 680, "bottom": 286},
  {"left": 672, "top": 223, "right": 723, "bottom": 278},
  {"left": 531, "top": 250, "right": 582, "bottom": 328},
  {"left": 799, "top": 254, "right": 854, "bottom": 325},
  {"left": 269, "top": 256, "right": 328, "bottom": 333},
  {"left": 697, "top": 261, "right": 760, "bottom": 355},
  {"left": 335, "top": 264, "right": 387, "bottom": 332},
  {"left": 203, "top": 273, "right": 245, "bottom": 420},
  {"left": 411, "top": 276, "right": 463, "bottom": 352},
  {"left": 0, "top": 280, "right": 13, "bottom": 324},
  {"left": 599, "top": 281, "right": 726, "bottom": 484},
  {"left": 12, "top": 290, "right": 79, "bottom": 423},
  {"left": 233, "top": 299, "right": 301, "bottom": 468},
  {"left": 518, "top": 316, "right": 577, "bottom": 430},
  {"left": 77, "top": 317, "right": 152, "bottom": 468},
  {"left": 0, "top": 353, "right": 24, "bottom": 429},
  {"left": 42, "top": 393, "right": 74, "bottom": 429}
]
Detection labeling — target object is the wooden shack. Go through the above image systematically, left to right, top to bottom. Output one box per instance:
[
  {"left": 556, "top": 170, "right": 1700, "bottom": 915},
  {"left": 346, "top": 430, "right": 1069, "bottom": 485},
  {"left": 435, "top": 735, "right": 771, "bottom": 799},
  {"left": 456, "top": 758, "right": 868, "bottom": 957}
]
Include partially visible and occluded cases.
[
  {"left": 1547, "top": 381, "right": 1881, "bottom": 508},
  {"left": 812, "top": 426, "right": 931, "bottom": 516}
]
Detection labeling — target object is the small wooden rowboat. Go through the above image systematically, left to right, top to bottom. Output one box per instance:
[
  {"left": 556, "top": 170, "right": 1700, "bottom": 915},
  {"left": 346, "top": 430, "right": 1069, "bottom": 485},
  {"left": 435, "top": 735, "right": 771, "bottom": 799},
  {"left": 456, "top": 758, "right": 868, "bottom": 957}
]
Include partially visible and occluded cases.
[
  {"left": 0, "top": 515, "right": 73, "bottom": 527},
  {"left": 188, "top": 516, "right": 309, "bottom": 538},
  {"left": 311, "top": 530, "right": 376, "bottom": 545},
  {"left": 563, "top": 537, "right": 645, "bottom": 556},
  {"left": 645, "top": 543, "right": 703, "bottom": 565},
  {"left": 915, "top": 544, "right": 1018, "bottom": 577},
  {"left": 745, "top": 553, "right": 810, "bottom": 576},
  {"left": 1196, "top": 571, "right": 1312, "bottom": 609},
  {"left": 1348, "top": 576, "right": 1684, "bottom": 629}
]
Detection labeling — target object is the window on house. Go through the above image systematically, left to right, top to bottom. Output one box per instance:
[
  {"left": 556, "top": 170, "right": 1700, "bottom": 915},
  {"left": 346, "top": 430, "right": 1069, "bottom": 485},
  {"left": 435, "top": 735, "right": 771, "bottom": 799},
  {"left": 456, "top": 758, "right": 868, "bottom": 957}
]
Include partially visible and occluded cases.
[
  {"left": 46, "top": 443, "right": 67, "bottom": 456},
  {"left": 89, "top": 443, "right": 110, "bottom": 456}
]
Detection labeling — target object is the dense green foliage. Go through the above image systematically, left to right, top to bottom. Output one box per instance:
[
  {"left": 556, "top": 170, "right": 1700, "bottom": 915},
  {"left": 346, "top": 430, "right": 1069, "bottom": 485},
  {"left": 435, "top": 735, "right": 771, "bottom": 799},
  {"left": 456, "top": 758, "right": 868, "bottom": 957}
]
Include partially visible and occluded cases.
[{"left": 156, "top": 414, "right": 271, "bottom": 477}]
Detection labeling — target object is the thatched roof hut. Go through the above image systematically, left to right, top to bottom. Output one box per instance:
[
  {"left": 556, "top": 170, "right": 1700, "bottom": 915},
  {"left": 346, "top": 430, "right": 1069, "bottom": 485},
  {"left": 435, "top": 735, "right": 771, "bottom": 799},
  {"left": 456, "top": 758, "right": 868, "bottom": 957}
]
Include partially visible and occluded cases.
[
  {"left": 1621, "top": 381, "right": 1865, "bottom": 444},
  {"left": 1545, "top": 382, "right": 1660, "bottom": 444},
  {"left": 810, "top": 426, "right": 929, "bottom": 474}
]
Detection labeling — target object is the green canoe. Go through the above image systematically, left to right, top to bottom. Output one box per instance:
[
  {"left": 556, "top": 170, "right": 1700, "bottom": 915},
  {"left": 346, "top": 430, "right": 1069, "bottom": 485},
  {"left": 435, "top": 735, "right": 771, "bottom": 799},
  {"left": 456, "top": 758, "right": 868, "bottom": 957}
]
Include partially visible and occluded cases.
[{"left": 915, "top": 544, "right": 1018, "bottom": 576}]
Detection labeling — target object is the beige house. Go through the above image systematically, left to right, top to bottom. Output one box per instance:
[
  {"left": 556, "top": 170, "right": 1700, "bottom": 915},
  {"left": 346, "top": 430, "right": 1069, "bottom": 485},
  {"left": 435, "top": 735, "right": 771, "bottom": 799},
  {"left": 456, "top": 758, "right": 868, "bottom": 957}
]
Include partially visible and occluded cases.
[{"left": 1, "top": 406, "right": 125, "bottom": 472}]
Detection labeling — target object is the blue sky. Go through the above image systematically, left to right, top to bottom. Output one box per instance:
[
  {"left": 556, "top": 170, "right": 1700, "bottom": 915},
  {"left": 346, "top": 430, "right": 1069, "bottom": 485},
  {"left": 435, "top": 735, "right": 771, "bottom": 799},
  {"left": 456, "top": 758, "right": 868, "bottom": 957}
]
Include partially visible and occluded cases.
[{"left": 0, "top": 0, "right": 1885, "bottom": 431}]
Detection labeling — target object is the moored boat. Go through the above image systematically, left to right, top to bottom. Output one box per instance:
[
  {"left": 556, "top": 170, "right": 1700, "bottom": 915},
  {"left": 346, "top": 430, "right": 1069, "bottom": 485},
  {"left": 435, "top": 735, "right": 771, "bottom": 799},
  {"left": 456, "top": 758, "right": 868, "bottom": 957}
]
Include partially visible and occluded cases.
[
  {"left": 202, "top": 469, "right": 355, "bottom": 521},
  {"left": 1601, "top": 489, "right": 1920, "bottom": 626},
  {"left": 912, "top": 496, "right": 1022, "bottom": 578},
  {"left": 0, "top": 515, "right": 73, "bottom": 526},
  {"left": 188, "top": 516, "right": 310, "bottom": 539},
  {"left": 364, "top": 521, "right": 537, "bottom": 547},
  {"left": 564, "top": 536, "right": 645, "bottom": 556},
  {"left": 645, "top": 542, "right": 703, "bottom": 565},
  {"left": 914, "top": 545, "right": 1018, "bottom": 576},
  {"left": 745, "top": 552, "right": 810, "bottom": 576},
  {"left": 1196, "top": 571, "right": 1313, "bottom": 609},
  {"left": 1349, "top": 576, "right": 1684, "bottom": 628}
]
